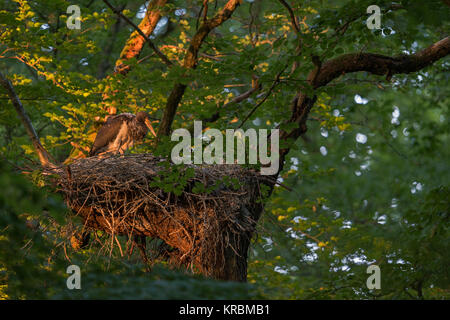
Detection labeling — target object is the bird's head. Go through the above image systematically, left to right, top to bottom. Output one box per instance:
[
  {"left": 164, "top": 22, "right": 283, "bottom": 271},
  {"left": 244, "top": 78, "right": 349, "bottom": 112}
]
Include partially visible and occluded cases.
[{"left": 136, "top": 111, "right": 157, "bottom": 137}]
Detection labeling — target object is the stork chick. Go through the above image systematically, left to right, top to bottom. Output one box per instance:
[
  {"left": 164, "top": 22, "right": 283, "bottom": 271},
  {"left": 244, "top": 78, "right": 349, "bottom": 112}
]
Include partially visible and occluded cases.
[{"left": 89, "top": 111, "right": 156, "bottom": 157}]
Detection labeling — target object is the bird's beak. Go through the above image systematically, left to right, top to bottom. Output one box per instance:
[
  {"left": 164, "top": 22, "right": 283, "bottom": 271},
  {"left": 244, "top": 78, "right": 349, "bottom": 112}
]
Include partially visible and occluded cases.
[{"left": 144, "top": 118, "right": 157, "bottom": 137}]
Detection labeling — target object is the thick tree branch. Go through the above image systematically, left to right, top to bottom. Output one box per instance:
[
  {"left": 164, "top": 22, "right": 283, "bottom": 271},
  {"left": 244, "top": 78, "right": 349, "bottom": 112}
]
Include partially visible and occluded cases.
[
  {"left": 97, "top": 0, "right": 168, "bottom": 118},
  {"left": 104, "top": 0, "right": 171, "bottom": 74},
  {"left": 157, "top": 0, "right": 242, "bottom": 138},
  {"left": 184, "top": 0, "right": 241, "bottom": 69},
  {"left": 278, "top": 0, "right": 300, "bottom": 34},
  {"left": 276, "top": 37, "right": 450, "bottom": 176},
  {"left": 315, "top": 37, "right": 450, "bottom": 88},
  {"left": 0, "top": 71, "right": 54, "bottom": 168}
]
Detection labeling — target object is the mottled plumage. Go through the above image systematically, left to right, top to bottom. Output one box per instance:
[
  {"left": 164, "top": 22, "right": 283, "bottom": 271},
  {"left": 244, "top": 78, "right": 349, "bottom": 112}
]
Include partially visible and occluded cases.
[{"left": 89, "top": 111, "right": 156, "bottom": 157}]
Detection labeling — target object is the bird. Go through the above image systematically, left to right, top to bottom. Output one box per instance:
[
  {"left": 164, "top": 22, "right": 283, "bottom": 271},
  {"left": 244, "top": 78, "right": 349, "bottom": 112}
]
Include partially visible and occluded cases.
[{"left": 89, "top": 111, "right": 157, "bottom": 157}]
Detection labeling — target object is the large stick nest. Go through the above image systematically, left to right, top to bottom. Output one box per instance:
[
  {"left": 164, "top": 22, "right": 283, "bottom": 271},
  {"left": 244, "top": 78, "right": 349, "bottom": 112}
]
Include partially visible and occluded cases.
[{"left": 56, "top": 154, "right": 265, "bottom": 278}]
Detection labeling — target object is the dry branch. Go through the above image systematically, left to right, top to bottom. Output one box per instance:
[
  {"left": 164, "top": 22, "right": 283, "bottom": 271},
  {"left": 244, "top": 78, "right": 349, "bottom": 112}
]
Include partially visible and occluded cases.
[{"left": 0, "top": 71, "right": 54, "bottom": 168}]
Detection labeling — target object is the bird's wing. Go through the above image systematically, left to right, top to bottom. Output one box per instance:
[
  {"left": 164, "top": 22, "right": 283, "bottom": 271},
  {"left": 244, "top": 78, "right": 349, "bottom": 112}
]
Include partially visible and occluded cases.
[{"left": 89, "top": 115, "right": 129, "bottom": 156}]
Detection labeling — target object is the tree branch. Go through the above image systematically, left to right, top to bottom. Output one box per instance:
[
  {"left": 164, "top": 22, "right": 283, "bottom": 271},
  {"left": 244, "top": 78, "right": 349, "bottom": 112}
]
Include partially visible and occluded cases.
[
  {"left": 98, "top": 0, "right": 169, "bottom": 117},
  {"left": 104, "top": 0, "right": 172, "bottom": 74},
  {"left": 157, "top": 0, "right": 242, "bottom": 138},
  {"left": 277, "top": 0, "right": 303, "bottom": 74},
  {"left": 278, "top": 0, "right": 300, "bottom": 34},
  {"left": 276, "top": 37, "right": 450, "bottom": 177},
  {"left": 315, "top": 37, "right": 450, "bottom": 88},
  {"left": 238, "top": 68, "right": 286, "bottom": 128},
  {"left": 0, "top": 71, "right": 54, "bottom": 168},
  {"left": 194, "top": 78, "right": 262, "bottom": 129}
]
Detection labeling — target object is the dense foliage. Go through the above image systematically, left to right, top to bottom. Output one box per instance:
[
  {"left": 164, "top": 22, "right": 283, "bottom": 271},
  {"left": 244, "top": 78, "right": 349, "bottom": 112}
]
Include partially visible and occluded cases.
[{"left": 0, "top": 0, "right": 448, "bottom": 299}]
